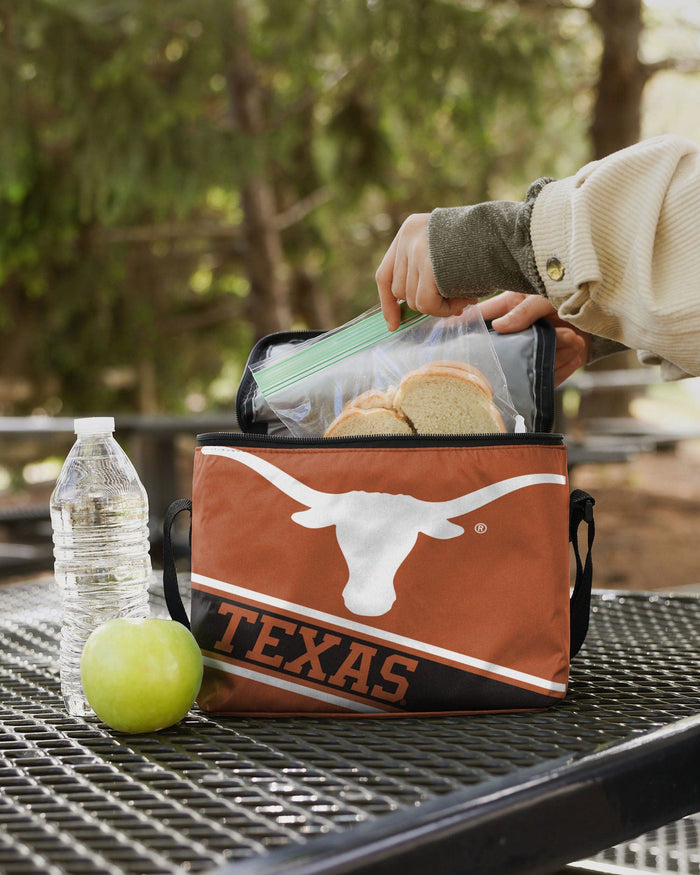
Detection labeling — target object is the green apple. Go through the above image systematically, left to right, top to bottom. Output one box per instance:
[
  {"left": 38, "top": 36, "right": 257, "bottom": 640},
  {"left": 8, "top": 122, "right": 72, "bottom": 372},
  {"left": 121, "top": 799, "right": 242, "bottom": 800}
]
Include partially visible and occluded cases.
[{"left": 81, "top": 617, "right": 203, "bottom": 733}]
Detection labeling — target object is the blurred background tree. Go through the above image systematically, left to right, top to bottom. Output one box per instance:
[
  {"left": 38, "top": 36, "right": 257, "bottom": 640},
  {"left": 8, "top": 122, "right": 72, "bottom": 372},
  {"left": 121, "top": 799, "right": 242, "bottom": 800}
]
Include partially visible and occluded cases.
[{"left": 0, "top": 0, "right": 697, "bottom": 418}]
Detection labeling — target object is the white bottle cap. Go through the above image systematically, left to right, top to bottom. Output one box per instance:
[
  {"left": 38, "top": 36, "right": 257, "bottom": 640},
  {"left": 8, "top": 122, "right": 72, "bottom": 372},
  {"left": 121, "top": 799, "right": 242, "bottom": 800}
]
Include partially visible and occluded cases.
[{"left": 74, "top": 417, "right": 116, "bottom": 435}]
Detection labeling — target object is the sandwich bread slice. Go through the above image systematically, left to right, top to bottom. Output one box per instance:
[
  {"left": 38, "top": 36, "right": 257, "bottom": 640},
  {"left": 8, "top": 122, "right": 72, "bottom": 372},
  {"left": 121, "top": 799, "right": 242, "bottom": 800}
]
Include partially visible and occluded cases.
[
  {"left": 323, "top": 360, "right": 505, "bottom": 438},
  {"left": 393, "top": 365, "right": 505, "bottom": 435},
  {"left": 324, "top": 405, "right": 413, "bottom": 437}
]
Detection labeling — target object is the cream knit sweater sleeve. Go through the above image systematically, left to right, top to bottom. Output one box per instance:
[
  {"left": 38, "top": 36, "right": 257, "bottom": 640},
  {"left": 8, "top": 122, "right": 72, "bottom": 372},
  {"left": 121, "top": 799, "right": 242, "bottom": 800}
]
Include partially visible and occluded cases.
[{"left": 531, "top": 134, "right": 700, "bottom": 376}]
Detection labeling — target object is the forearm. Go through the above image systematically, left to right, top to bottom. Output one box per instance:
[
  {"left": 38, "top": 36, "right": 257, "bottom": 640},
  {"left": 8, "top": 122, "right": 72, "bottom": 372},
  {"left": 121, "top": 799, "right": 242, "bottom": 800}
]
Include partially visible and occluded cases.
[
  {"left": 428, "top": 134, "right": 700, "bottom": 376},
  {"left": 532, "top": 134, "right": 700, "bottom": 376},
  {"left": 428, "top": 179, "right": 551, "bottom": 299},
  {"left": 588, "top": 336, "right": 628, "bottom": 364}
]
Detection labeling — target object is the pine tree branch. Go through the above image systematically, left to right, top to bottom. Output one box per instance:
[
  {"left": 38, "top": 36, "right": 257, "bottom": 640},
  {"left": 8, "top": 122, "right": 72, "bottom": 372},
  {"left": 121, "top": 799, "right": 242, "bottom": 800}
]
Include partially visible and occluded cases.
[
  {"left": 505, "top": 0, "right": 587, "bottom": 13},
  {"left": 274, "top": 186, "right": 333, "bottom": 230}
]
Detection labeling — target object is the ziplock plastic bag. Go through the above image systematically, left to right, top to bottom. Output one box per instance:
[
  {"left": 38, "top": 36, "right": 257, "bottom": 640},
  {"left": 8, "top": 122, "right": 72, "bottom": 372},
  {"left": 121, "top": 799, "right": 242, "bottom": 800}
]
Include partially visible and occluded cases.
[{"left": 250, "top": 304, "right": 522, "bottom": 438}]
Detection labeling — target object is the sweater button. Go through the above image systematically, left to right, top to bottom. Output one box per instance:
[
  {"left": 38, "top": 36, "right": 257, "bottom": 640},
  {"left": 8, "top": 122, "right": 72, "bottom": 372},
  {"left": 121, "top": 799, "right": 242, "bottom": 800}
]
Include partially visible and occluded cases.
[{"left": 546, "top": 257, "right": 565, "bottom": 281}]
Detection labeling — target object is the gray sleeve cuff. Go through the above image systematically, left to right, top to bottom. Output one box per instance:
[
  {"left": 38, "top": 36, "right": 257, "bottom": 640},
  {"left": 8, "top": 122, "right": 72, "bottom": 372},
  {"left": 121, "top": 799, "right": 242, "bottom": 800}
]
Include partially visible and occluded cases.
[
  {"left": 427, "top": 178, "right": 554, "bottom": 300},
  {"left": 588, "top": 336, "right": 628, "bottom": 363},
  {"left": 637, "top": 349, "right": 693, "bottom": 381}
]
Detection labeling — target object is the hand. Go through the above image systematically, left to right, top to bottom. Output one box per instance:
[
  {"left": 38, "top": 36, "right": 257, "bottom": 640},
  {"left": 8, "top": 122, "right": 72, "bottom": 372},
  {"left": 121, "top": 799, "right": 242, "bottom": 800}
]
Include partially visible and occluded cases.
[
  {"left": 376, "top": 213, "right": 476, "bottom": 331},
  {"left": 479, "top": 291, "right": 592, "bottom": 386}
]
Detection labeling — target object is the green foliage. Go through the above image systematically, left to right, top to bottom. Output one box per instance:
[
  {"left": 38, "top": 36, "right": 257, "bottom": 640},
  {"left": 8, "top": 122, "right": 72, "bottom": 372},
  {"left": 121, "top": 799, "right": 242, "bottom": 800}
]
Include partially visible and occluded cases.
[{"left": 0, "top": 0, "right": 593, "bottom": 416}]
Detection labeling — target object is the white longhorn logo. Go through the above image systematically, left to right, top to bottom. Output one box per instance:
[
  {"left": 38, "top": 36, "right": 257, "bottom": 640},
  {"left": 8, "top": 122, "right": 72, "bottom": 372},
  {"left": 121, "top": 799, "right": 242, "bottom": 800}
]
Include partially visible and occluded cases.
[{"left": 203, "top": 447, "right": 566, "bottom": 617}]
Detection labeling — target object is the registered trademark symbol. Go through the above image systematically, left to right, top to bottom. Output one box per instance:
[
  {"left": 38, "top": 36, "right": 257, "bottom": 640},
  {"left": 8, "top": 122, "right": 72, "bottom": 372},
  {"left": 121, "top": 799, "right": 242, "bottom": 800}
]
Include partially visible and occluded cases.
[{"left": 474, "top": 523, "right": 488, "bottom": 534}]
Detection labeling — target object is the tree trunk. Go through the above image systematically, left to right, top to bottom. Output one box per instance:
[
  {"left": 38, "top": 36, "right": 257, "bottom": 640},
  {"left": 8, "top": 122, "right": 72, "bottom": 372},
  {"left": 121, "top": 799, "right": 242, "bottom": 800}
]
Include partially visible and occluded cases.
[
  {"left": 577, "top": 0, "right": 649, "bottom": 422},
  {"left": 589, "top": 0, "right": 646, "bottom": 159},
  {"left": 223, "top": 6, "right": 293, "bottom": 340},
  {"left": 238, "top": 181, "right": 293, "bottom": 338},
  {"left": 291, "top": 268, "right": 335, "bottom": 331}
]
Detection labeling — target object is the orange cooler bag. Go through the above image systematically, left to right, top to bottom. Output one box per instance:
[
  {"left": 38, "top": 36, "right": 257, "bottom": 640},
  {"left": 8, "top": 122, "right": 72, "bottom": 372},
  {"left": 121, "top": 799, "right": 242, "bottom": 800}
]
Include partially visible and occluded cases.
[{"left": 163, "top": 431, "right": 595, "bottom": 716}]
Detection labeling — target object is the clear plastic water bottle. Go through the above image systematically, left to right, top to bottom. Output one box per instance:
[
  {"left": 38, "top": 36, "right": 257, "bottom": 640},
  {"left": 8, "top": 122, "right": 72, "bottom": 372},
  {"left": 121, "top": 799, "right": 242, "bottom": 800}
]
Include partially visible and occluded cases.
[{"left": 50, "top": 417, "right": 151, "bottom": 716}]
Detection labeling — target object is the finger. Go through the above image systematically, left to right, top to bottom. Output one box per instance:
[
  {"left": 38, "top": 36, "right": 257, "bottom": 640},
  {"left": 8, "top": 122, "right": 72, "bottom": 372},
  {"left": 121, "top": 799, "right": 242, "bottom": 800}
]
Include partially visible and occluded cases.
[
  {"left": 376, "top": 238, "right": 402, "bottom": 331},
  {"left": 390, "top": 239, "right": 409, "bottom": 303},
  {"left": 403, "top": 260, "right": 421, "bottom": 312},
  {"left": 411, "top": 270, "right": 436, "bottom": 314},
  {"left": 412, "top": 271, "right": 463, "bottom": 318},
  {"left": 379, "top": 283, "right": 403, "bottom": 332},
  {"left": 414, "top": 284, "right": 477, "bottom": 318},
  {"left": 478, "top": 291, "right": 527, "bottom": 323},
  {"left": 437, "top": 295, "right": 478, "bottom": 318},
  {"left": 456, "top": 295, "right": 479, "bottom": 309},
  {"left": 490, "top": 295, "right": 557, "bottom": 333},
  {"left": 555, "top": 327, "right": 588, "bottom": 361},
  {"left": 553, "top": 328, "right": 588, "bottom": 386},
  {"left": 543, "top": 330, "right": 584, "bottom": 385},
  {"left": 554, "top": 359, "right": 582, "bottom": 387}
]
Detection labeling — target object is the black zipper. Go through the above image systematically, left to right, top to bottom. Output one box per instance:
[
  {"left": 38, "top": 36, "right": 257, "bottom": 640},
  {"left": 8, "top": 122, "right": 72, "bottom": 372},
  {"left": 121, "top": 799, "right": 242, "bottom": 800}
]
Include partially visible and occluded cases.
[{"left": 196, "top": 431, "right": 565, "bottom": 449}]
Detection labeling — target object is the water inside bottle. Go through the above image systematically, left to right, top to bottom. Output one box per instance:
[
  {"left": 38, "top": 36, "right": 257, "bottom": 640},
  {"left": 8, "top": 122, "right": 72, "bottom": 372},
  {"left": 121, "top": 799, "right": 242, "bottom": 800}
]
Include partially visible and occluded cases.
[{"left": 51, "top": 428, "right": 151, "bottom": 717}]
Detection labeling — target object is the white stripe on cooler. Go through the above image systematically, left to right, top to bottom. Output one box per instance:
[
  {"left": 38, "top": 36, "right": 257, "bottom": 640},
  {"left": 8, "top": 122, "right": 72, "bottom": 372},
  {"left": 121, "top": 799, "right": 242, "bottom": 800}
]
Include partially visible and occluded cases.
[
  {"left": 192, "top": 573, "right": 567, "bottom": 694},
  {"left": 201, "top": 655, "right": 385, "bottom": 713}
]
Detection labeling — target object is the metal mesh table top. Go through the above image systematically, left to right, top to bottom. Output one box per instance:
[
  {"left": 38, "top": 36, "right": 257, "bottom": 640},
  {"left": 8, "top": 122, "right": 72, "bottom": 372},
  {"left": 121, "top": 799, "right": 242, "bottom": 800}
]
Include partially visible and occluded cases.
[
  {"left": 0, "top": 577, "right": 698, "bottom": 874},
  {"left": 572, "top": 815, "right": 700, "bottom": 875}
]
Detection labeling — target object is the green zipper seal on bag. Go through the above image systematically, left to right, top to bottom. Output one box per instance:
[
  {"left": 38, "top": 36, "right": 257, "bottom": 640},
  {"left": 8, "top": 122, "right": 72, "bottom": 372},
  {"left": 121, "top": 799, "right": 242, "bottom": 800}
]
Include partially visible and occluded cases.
[{"left": 253, "top": 304, "right": 428, "bottom": 397}]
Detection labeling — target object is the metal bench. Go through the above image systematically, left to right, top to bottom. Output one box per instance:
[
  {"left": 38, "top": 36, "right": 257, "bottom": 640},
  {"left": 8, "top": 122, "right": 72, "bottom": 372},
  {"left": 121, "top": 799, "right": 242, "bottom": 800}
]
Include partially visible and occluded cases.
[{"left": 0, "top": 502, "right": 53, "bottom": 576}]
